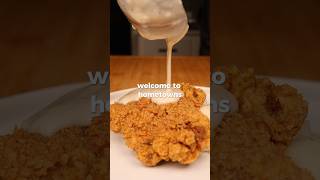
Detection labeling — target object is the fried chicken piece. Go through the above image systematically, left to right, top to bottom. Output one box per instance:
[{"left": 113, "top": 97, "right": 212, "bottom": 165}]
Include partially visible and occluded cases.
[
  {"left": 211, "top": 67, "right": 313, "bottom": 179},
  {"left": 224, "top": 67, "right": 308, "bottom": 145},
  {"left": 181, "top": 83, "right": 206, "bottom": 107},
  {"left": 110, "top": 84, "right": 210, "bottom": 166},
  {"left": 212, "top": 113, "right": 314, "bottom": 180},
  {"left": 0, "top": 115, "right": 108, "bottom": 180},
  {"left": 45, "top": 115, "right": 108, "bottom": 179}
]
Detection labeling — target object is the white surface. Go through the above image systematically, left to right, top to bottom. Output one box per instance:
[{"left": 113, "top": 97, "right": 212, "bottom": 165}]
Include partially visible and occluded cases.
[
  {"left": 0, "top": 83, "right": 89, "bottom": 135},
  {"left": 20, "top": 85, "right": 102, "bottom": 136},
  {"left": 110, "top": 86, "right": 210, "bottom": 180},
  {"left": 288, "top": 136, "right": 320, "bottom": 179}
]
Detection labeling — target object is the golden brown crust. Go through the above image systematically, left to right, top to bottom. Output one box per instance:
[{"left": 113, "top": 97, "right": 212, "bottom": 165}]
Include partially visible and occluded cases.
[
  {"left": 211, "top": 67, "right": 313, "bottom": 179},
  {"left": 224, "top": 67, "right": 308, "bottom": 145},
  {"left": 181, "top": 83, "right": 206, "bottom": 107},
  {"left": 110, "top": 84, "right": 210, "bottom": 166},
  {"left": 212, "top": 113, "right": 314, "bottom": 180},
  {"left": 0, "top": 115, "right": 108, "bottom": 179}
]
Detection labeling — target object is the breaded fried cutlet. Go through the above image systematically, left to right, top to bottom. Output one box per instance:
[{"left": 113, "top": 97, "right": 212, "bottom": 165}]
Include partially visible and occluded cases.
[
  {"left": 211, "top": 67, "right": 313, "bottom": 180},
  {"left": 223, "top": 67, "right": 308, "bottom": 145},
  {"left": 110, "top": 84, "right": 210, "bottom": 166},
  {"left": 0, "top": 115, "right": 108, "bottom": 180}
]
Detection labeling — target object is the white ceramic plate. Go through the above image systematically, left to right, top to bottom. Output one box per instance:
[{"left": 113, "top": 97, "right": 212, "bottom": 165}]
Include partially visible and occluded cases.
[
  {"left": 0, "top": 77, "right": 319, "bottom": 179},
  {"left": 110, "top": 86, "right": 210, "bottom": 180}
]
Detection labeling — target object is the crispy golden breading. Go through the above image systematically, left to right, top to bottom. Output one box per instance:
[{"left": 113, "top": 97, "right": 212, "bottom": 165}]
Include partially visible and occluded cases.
[
  {"left": 211, "top": 67, "right": 313, "bottom": 180},
  {"left": 224, "top": 67, "right": 308, "bottom": 145},
  {"left": 110, "top": 84, "right": 210, "bottom": 166},
  {"left": 212, "top": 113, "right": 314, "bottom": 180},
  {"left": 0, "top": 116, "right": 108, "bottom": 180}
]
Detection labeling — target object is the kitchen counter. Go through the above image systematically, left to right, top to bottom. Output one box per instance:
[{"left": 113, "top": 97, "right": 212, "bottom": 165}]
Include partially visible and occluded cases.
[{"left": 110, "top": 56, "right": 210, "bottom": 91}]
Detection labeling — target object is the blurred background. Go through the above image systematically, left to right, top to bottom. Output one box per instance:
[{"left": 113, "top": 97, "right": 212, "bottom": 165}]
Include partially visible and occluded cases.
[
  {"left": 0, "top": 0, "right": 107, "bottom": 97},
  {"left": 2, "top": 0, "right": 319, "bottom": 96},
  {"left": 110, "top": 0, "right": 209, "bottom": 56},
  {"left": 211, "top": 0, "right": 320, "bottom": 81}
]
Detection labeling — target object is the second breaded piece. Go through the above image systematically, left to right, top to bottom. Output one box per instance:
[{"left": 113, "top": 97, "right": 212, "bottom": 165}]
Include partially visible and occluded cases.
[{"left": 224, "top": 67, "right": 308, "bottom": 145}]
